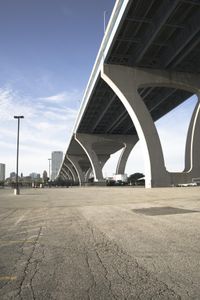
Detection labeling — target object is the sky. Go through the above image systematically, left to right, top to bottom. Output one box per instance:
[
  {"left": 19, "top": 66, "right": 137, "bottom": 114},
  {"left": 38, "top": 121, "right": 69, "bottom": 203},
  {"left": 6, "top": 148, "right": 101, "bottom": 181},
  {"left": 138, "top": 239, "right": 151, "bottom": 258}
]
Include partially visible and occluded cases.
[{"left": 0, "top": 0, "right": 197, "bottom": 178}]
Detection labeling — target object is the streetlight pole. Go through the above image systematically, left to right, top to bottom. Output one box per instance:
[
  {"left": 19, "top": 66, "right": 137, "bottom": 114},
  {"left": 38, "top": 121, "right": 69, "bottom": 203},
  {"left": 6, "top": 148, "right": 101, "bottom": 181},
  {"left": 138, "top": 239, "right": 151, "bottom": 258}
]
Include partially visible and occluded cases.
[
  {"left": 14, "top": 115, "right": 24, "bottom": 195},
  {"left": 48, "top": 158, "right": 51, "bottom": 181}
]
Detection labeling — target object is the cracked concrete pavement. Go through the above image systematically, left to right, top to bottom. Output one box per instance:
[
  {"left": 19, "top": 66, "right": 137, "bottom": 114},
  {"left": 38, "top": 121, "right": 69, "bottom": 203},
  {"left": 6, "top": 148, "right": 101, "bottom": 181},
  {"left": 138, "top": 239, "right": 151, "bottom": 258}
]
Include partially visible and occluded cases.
[{"left": 0, "top": 186, "right": 200, "bottom": 299}]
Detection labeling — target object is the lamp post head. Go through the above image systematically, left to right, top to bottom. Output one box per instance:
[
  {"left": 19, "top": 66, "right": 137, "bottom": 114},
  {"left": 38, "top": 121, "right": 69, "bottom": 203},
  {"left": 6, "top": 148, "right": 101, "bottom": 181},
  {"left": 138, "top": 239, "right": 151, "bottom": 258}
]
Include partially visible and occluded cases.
[{"left": 14, "top": 116, "right": 24, "bottom": 119}]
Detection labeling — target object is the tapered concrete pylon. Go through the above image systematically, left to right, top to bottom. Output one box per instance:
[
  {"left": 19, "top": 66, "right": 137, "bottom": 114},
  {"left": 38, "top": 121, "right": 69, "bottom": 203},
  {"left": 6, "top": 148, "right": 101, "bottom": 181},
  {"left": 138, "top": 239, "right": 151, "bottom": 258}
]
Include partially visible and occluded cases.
[
  {"left": 102, "top": 64, "right": 170, "bottom": 187},
  {"left": 102, "top": 64, "right": 200, "bottom": 187},
  {"left": 170, "top": 93, "right": 200, "bottom": 185},
  {"left": 184, "top": 93, "right": 200, "bottom": 174},
  {"left": 75, "top": 133, "right": 105, "bottom": 182},
  {"left": 75, "top": 133, "right": 136, "bottom": 183},
  {"left": 116, "top": 139, "right": 137, "bottom": 175},
  {"left": 66, "top": 155, "right": 85, "bottom": 186},
  {"left": 63, "top": 162, "right": 78, "bottom": 183},
  {"left": 85, "top": 167, "right": 92, "bottom": 182},
  {"left": 60, "top": 171, "right": 69, "bottom": 181}
]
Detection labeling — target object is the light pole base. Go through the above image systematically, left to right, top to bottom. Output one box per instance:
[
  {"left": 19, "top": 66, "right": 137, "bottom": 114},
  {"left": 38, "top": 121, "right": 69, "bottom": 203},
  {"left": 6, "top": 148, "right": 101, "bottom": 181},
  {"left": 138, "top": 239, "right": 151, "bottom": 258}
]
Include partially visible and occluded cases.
[{"left": 14, "top": 188, "right": 20, "bottom": 195}]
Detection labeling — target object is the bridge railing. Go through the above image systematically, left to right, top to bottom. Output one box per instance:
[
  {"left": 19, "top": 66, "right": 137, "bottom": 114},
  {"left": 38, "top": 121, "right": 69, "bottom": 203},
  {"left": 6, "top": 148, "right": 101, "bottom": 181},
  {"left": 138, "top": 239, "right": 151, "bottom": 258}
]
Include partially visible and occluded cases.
[{"left": 73, "top": 0, "right": 128, "bottom": 133}]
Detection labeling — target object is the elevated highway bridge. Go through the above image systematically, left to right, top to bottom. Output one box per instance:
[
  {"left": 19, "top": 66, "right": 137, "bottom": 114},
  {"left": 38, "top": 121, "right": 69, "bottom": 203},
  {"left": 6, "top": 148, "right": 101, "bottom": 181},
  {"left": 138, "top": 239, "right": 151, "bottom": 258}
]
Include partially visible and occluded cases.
[{"left": 59, "top": 0, "right": 200, "bottom": 188}]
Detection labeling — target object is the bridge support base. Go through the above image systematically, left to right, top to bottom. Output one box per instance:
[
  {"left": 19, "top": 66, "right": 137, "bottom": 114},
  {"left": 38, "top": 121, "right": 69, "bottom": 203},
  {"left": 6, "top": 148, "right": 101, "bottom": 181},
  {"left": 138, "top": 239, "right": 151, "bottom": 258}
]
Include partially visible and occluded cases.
[{"left": 102, "top": 64, "right": 200, "bottom": 187}]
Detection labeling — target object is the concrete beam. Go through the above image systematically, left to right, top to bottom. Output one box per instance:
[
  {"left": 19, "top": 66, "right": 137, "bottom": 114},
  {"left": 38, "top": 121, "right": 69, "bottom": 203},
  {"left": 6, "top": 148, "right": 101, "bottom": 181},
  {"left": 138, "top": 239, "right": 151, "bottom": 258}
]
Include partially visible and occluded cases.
[{"left": 129, "top": 0, "right": 179, "bottom": 65}]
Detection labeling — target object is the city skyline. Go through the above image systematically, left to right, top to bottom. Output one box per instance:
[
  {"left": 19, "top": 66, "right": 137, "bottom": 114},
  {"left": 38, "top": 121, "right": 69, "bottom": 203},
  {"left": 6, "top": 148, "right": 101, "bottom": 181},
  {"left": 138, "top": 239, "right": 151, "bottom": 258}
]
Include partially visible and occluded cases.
[{"left": 0, "top": 0, "right": 197, "bottom": 178}]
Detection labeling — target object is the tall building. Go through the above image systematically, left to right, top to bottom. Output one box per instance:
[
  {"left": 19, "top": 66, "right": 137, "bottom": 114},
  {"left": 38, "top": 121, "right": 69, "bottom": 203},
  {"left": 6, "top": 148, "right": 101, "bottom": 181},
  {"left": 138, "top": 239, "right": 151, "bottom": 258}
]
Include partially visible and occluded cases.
[
  {"left": 51, "top": 151, "right": 63, "bottom": 180},
  {"left": 0, "top": 163, "right": 6, "bottom": 181},
  {"left": 43, "top": 170, "right": 48, "bottom": 181},
  {"left": 10, "top": 172, "right": 16, "bottom": 179}
]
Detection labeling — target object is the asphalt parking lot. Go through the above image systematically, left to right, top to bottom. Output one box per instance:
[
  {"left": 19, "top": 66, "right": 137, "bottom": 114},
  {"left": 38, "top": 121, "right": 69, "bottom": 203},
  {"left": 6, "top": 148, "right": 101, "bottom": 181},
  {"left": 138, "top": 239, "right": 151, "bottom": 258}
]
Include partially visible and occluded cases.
[{"left": 0, "top": 186, "right": 200, "bottom": 299}]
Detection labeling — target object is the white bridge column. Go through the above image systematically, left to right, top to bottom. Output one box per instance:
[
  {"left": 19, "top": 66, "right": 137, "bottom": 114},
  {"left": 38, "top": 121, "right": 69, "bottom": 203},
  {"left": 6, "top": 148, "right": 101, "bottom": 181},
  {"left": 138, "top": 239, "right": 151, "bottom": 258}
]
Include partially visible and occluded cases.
[
  {"left": 102, "top": 64, "right": 200, "bottom": 187},
  {"left": 102, "top": 65, "right": 170, "bottom": 187},
  {"left": 170, "top": 93, "right": 200, "bottom": 184},
  {"left": 185, "top": 93, "right": 200, "bottom": 176},
  {"left": 75, "top": 133, "right": 104, "bottom": 182},
  {"left": 75, "top": 133, "right": 135, "bottom": 182},
  {"left": 116, "top": 139, "right": 137, "bottom": 175},
  {"left": 67, "top": 155, "right": 85, "bottom": 186},
  {"left": 84, "top": 156, "right": 109, "bottom": 182},
  {"left": 63, "top": 162, "right": 78, "bottom": 183},
  {"left": 62, "top": 164, "right": 73, "bottom": 181},
  {"left": 61, "top": 166, "right": 73, "bottom": 184},
  {"left": 85, "top": 167, "right": 92, "bottom": 182},
  {"left": 60, "top": 170, "right": 70, "bottom": 181}
]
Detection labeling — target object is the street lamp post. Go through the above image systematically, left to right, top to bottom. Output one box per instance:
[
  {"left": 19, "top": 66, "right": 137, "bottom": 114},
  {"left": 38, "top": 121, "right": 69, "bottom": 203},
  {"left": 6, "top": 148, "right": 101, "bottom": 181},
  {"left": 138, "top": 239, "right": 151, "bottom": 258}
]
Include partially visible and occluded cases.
[{"left": 14, "top": 116, "right": 24, "bottom": 195}]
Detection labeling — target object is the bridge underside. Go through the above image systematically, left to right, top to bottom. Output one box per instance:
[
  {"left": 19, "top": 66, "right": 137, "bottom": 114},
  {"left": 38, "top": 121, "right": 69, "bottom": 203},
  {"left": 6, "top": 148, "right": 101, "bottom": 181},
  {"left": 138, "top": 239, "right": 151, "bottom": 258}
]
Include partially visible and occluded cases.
[{"left": 59, "top": 0, "right": 200, "bottom": 187}]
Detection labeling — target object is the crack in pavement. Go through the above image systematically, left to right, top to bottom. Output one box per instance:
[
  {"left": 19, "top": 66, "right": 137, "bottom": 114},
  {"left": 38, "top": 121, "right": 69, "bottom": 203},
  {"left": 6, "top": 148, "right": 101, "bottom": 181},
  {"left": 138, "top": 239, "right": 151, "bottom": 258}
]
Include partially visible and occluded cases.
[
  {"left": 0, "top": 209, "right": 18, "bottom": 223},
  {"left": 0, "top": 216, "right": 31, "bottom": 294},
  {"left": 84, "top": 222, "right": 181, "bottom": 299},
  {"left": 87, "top": 224, "right": 120, "bottom": 300},
  {"left": 16, "top": 226, "right": 42, "bottom": 300},
  {"left": 29, "top": 245, "right": 45, "bottom": 300},
  {"left": 84, "top": 251, "right": 97, "bottom": 300}
]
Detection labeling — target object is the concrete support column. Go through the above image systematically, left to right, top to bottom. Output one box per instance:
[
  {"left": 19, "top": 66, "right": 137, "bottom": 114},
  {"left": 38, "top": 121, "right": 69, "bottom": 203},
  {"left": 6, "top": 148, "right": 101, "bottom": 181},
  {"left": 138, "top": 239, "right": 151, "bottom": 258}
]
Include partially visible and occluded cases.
[
  {"left": 102, "top": 64, "right": 200, "bottom": 187},
  {"left": 102, "top": 65, "right": 170, "bottom": 187},
  {"left": 184, "top": 93, "right": 200, "bottom": 177},
  {"left": 75, "top": 133, "right": 104, "bottom": 182},
  {"left": 116, "top": 139, "right": 137, "bottom": 174},
  {"left": 99, "top": 154, "right": 110, "bottom": 168},
  {"left": 67, "top": 155, "right": 85, "bottom": 185},
  {"left": 84, "top": 158, "right": 109, "bottom": 182},
  {"left": 63, "top": 162, "right": 78, "bottom": 183},
  {"left": 62, "top": 167, "right": 72, "bottom": 182},
  {"left": 85, "top": 167, "right": 92, "bottom": 182},
  {"left": 60, "top": 171, "right": 69, "bottom": 181}
]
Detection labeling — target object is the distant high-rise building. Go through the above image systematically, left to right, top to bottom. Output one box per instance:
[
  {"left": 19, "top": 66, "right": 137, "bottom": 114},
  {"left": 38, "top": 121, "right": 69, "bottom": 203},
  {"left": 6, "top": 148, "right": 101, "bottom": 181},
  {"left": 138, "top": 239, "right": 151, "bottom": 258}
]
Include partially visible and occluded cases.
[
  {"left": 51, "top": 151, "right": 63, "bottom": 180},
  {"left": 0, "top": 163, "right": 5, "bottom": 181},
  {"left": 43, "top": 170, "right": 48, "bottom": 182},
  {"left": 10, "top": 172, "right": 16, "bottom": 179}
]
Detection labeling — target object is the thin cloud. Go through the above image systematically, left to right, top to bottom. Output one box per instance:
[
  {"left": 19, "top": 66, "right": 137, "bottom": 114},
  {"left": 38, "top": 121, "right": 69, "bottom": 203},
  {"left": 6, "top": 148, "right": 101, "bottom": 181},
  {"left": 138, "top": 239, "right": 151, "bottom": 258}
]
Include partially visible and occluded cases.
[
  {"left": 0, "top": 87, "right": 34, "bottom": 120},
  {"left": 39, "top": 90, "right": 82, "bottom": 104},
  {"left": 39, "top": 92, "right": 68, "bottom": 102},
  {"left": 43, "top": 108, "right": 77, "bottom": 121}
]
